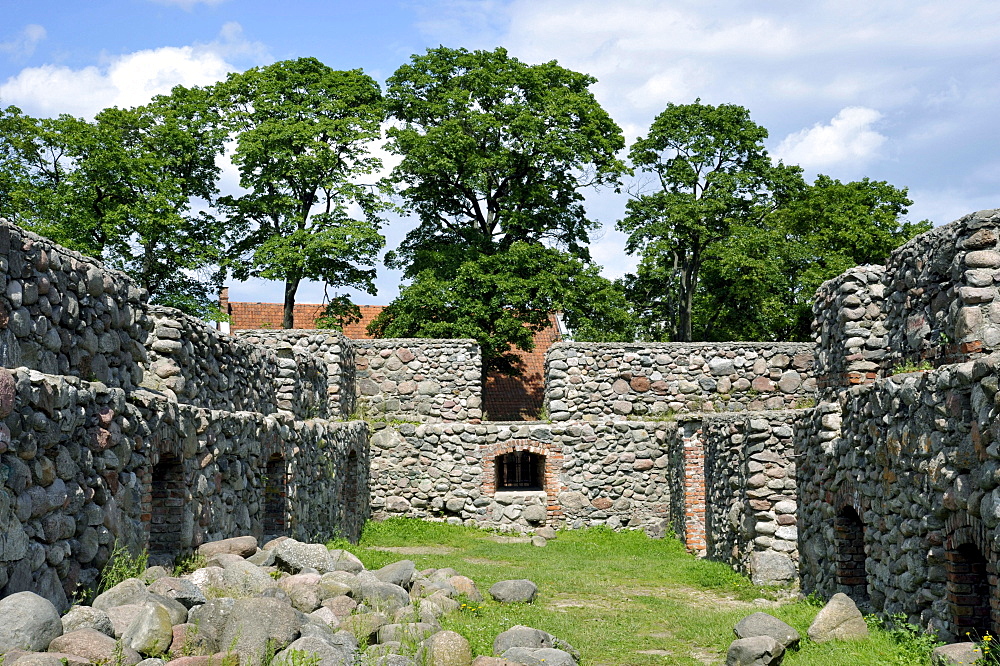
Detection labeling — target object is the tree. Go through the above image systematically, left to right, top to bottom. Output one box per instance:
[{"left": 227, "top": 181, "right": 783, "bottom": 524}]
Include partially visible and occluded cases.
[
  {"left": 383, "top": 46, "right": 627, "bottom": 277},
  {"left": 216, "top": 58, "right": 386, "bottom": 328},
  {"left": 0, "top": 87, "right": 229, "bottom": 316},
  {"left": 618, "top": 99, "right": 803, "bottom": 342},
  {"left": 690, "top": 175, "right": 931, "bottom": 341},
  {"left": 369, "top": 243, "right": 633, "bottom": 383}
]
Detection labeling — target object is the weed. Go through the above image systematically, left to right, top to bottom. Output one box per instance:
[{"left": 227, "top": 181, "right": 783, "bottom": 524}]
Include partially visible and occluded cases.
[
  {"left": 891, "top": 359, "right": 933, "bottom": 375},
  {"left": 795, "top": 397, "right": 818, "bottom": 409},
  {"left": 97, "top": 542, "right": 149, "bottom": 595},
  {"left": 173, "top": 552, "right": 207, "bottom": 577},
  {"left": 864, "top": 613, "right": 943, "bottom": 665},
  {"left": 273, "top": 650, "right": 320, "bottom": 666}
]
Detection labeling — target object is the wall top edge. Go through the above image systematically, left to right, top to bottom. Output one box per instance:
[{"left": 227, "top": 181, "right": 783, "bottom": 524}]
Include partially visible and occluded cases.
[
  {"left": 353, "top": 338, "right": 479, "bottom": 346},
  {"left": 548, "top": 341, "right": 816, "bottom": 351}
]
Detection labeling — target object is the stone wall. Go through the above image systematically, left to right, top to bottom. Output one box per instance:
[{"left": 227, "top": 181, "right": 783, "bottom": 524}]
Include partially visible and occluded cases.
[
  {"left": 0, "top": 219, "right": 371, "bottom": 612},
  {"left": 0, "top": 222, "right": 147, "bottom": 391},
  {"left": 812, "top": 265, "right": 887, "bottom": 391},
  {"left": 236, "top": 329, "right": 356, "bottom": 419},
  {"left": 354, "top": 339, "right": 482, "bottom": 422},
  {"left": 544, "top": 342, "right": 816, "bottom": 420},
  {"left": 795, "top": 356, "right": 1000, "bottom": 640},
  {"left": 702, "top": 412, "right": 799, "bottom": 585},
  {"left": 368, "top": 420, "right": 674, "bottom": 535}
]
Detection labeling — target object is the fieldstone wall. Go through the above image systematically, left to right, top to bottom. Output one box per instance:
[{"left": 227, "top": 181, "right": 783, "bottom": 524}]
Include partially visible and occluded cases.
[
  {"left": 883, "top": 209, "right": 1000, "bottom": 367},
  {"left": 0, "top": 219, "right": 371, "bottom": 612},
  {"left": 0, "top": 222, "right": 147, "bottom": 391},
  {"left": 812, "top": 265, "right": 887, "bottom": 391},
  {"left": 144, "top": 307, "right": 328, "bottom": 418},
  {"left": 235, "top": 329, "right": 356, "bottom": 419},
  {"left": 354, "top": 339, "right": 482, "bottom": 422},
  {"left": 544, "top": 342, "right": 816, "bottom": 420},
  {"left": 796, "top": 357, "right": 1000, "bottom": 640},
  {"left": 0, "top": 364, "right": 368, "bottom": 612},
  {"left": 702, "top": 412, "right": 799, "bottom": 585},
  {"left": 368, "top": 420, "right": 674, "bottom": 535}
]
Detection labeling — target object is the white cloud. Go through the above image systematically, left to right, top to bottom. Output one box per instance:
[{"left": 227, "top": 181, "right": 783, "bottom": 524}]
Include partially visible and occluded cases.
[
  {"left": 148, "top": 0, "right": 228, "bottom": 10},
  {"left": 0, "top": 23, "right": 266, "bottom": 118},
  {"left": 0, "top": 24, "right": 46, "bottom": 59},
  {"left": 774, "top": 107, "right": 887, "bottom": 169}
]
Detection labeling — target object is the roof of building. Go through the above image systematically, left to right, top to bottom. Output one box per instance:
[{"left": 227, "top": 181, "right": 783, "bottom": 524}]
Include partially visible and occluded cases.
[{"left": 224, "top": 297, "right": 560, "bottom": 420}]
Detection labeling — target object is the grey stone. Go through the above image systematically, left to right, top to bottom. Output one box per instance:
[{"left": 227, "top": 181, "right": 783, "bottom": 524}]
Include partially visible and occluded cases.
[
  {"left": 522, "top": 506, "right": 547, "bottom": 523},
  {"left": 198, "top": 536, "right": 258, "bottom": 559},
  {"left": 749, "top": 551, "right": 797, "bottom": 586},
  {"left": 374, "top": 560, "right": 416, "bottom": 589},
  {"left": 148, "top": 577, "right": 207, "bottom": 608},
  {"left": 92, "top": 578, "right": 149, "bottom": 610},
  {"left": 489, "top": 580, "right": 538, "bottom": 604},
  {"left": 361, "top": 581, "right": 410, "bottom": 612},
  {"left": 0, "top": 591, "right": 63, "bottom": 652},
  {"left": 807, "top": 593, "right": 869, "bottom": 643},
  {"left": 221, "top": 598, "right": 304, "bottom": 666},
  {"left": 122, "top": 602, "right": 173, "bottom": 656},
  {"left": 61, "top": 605, "right": 114, "bottom": 637},
  {"left": 734, "top": 613, "right": 800, "bottom": 649},
  {"left": 493, "top": 626, "right": 555, "bottom": 654},
  {"left": 418, "top": 630, "right": 472, "bottom": 666},
  {"left": 273, "top": 636, "right": 354, "bottom": 666},
  {"left": 725, "top": 636, "right": 785, "bottom": 666},
  {"left": 931, "top": 642, "right": 982, "bottom": 665},
  {"left": 500, "top": 647, "right": 576, "bottom": 666}
]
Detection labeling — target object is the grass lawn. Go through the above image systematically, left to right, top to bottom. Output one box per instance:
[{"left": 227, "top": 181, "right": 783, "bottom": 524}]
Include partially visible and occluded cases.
[{"left": 335, "top": 519, "right": 942, "bottom": 666}]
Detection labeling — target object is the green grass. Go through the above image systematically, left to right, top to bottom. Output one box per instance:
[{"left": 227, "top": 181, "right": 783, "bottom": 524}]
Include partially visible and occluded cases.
[{"left": 339, "top": 518, "right": 940, "bottom": 666}]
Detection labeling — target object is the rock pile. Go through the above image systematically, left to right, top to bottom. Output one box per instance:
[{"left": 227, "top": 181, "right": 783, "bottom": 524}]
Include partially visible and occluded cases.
[{"left": 0, "top": 536, "right": 574, "bottom": 666}]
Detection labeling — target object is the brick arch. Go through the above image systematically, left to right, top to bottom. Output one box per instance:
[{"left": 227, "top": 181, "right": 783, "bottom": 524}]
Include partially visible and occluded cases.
[
  {"left": 141, "top": 433, "right": 188, "bottom": 560},
  {"left": 481, "top": 440, "right": 565, "bottom": 521},
  {"left": 945, "top": 514, "right": 997, "bottom": 638}
]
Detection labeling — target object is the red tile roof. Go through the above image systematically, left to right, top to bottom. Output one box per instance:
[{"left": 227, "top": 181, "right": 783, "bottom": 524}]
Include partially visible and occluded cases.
[{"left": 224, "top": 296, "right": 561, "bottom": 420}]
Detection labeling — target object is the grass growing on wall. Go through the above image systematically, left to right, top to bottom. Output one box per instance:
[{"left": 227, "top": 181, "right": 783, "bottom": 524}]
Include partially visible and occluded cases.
[{"left": 343, "top": 519, "right": 940, "bottom": 665}]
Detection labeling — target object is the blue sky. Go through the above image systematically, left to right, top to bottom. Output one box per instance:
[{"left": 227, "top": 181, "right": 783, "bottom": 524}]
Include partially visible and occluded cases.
[{"left": 2, "top": 0, "right": 998, "bottom": 306}]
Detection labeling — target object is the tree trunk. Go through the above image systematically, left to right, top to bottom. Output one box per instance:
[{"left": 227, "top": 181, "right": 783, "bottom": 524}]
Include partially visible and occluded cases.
[{"left": 283, "top": 277, "right": 300, "bottom": 329}]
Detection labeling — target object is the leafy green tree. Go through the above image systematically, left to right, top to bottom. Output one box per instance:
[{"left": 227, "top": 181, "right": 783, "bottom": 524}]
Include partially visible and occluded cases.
[
  {"left": 383, "top": 45, "right": 627, "bottom": 276},
  {"left": 216, "top": 58, "right": 386, "bottom": 328},
  {"left": 0, "top": 87, "right": 229, "bottom": 316},
  {"left": 618, "top": 99, "right": 804, "bottom": 342},
  {"left": 691, "top": 175, "right": 931, "bottom": 341},
  {"left": 369, "top": 243, "right": 633, "bottom": 382}
]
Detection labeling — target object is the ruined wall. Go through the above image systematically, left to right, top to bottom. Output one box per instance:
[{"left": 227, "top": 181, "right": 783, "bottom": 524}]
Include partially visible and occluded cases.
[
  {"left": 799, "top": 209, "right": 1000, "bottom": 639},
  {"left": 0, "top": 219, "right": 371, "bottom": 612},
  {"left": 0, "top": 223, "right": 147, "bottom": 390},
  {"left": 235, "top": 329, "right": 356, "bottom": 419},
  {"left": 354, "top": 339, "right": 482, "bottom": 422},
  {"left": 544, "top": 342, "right": 816, "bottom": 420},
  {"left": 702, "top": 412, "right": 799, "bottom": 585},
  {"left": 368, "top": 420, "right": 674, "bottom": 535}
]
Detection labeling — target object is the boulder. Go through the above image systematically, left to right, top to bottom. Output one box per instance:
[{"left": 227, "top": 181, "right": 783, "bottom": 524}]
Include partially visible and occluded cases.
[
  {"left": 197, "top": 536, "right": 258, "bottom": 559},
  {"left": 275, "top": 539, "right": 339, "bottom": 573},
  {"left": 328, "top": 550, "right": 364, "bottom": 574},
  {"left": 749, "top": 552, "right": 797, "bottom": 586},
  {"left": 375, "top": 560, "right": 416, "bottom": 589},
  {"left": 279, "top": 573, "right": 323, "bottom": 613},
  {"left": 447, "top": 576, "right": 483, "bottom": 603},
  {"left": 148, "top": 577, "right": 207, "bottom": 609},
  {"left": 92, "top": 579, "right": 150, "bottom": 611},
  {"left": 489, "top": 580, "right": 538, "bottom": 604},
  {"left": 361, "top": 582, "right": 410, "bottom": 612},
  {"left": 0, "top": 591, "right": 63, "bottom": 653},
  {"left": 806, "top": 593, "right": 869, "bottom": 643},
  {"left": 220, "top": 598, "right": 303, "bottom": 666},
  {"left": 122, "top": 603, "right": 173, "bottom": 655},
  {"left": 105, "top": 604, "right": 145, "bottom": 638},
  {"left": 61, "top": 606, "right": 114, "bottom": 637},
  {"left": 339, "top": 613, "right": 387, "bottom": 645},
  {"left": 733, "top": 613, "right": 800, "bottom": 649},
  {"left": 170, "top": 622, "right": 217, "bottom": 657},
  {"left": 376, "top": 623, "right": 438, "bottom": 644},
  {"left": 493, "top": 626, "right": 554, "bottom": 654},
  {"left": 48, "top": 629, "right": 142, "bottom": 665},
  {"left": 418, "top": 630, "right": 472, "bottom": 666},
  {"left": 273, "top": 636, "right": 354, "bottom": 666},
  {"left": 726, "top": 636, "right": 785, "bottom": 666},
  {"left": 931, "top": 642, "right": 982, "bottom": 665},
  {"left": 500, "top": 647, "right": 576, "bottom": 666},
  {"left": 13, "top": 653, "right": 91, "bottom": 666},
  {"left": 472, "top": 659, "right": 519, "bottom": 666}
]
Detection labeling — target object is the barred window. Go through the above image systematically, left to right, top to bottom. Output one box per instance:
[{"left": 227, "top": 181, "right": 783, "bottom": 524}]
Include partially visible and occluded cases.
[{"left": 495, "top": 450, "right": 544, "bottom": 491}]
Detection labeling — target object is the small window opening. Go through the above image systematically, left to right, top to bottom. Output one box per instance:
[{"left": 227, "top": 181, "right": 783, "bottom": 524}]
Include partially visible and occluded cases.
[
  {"left": 496, "top": 450, "right": 545, "bottom": 491},
  {"left": 345, "top": 451, "right": 359, "bottom": 506},
  {"left": 264, "top": 455, "right": 287, "bottom": 537},
  {"left": 948, "top": 542, "right": 994, "bottom": 639}
]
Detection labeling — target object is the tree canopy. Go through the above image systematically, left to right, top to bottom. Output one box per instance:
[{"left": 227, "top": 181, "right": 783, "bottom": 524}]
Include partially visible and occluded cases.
[
  {"left": 383, "top": 45, "right": 627, "bottom": 277},
  {"left": 216, "top": 57, "right": 387, "bottom": 328},
  {"left": 0, "top": 85, "right": 229, "bottom": 316},
  {"left": 618, "top": 99, "right": 805, "bottom": 342}
]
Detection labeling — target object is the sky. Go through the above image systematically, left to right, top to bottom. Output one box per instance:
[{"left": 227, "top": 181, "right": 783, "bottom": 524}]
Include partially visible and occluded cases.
[{"left": 1, "top": 0, "right": 998, "bottom": 306}]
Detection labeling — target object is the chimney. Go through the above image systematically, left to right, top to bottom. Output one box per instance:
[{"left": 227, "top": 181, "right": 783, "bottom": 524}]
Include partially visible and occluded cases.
[{"left": 218, "top": 287, "right": 231, "bottom": 334}]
